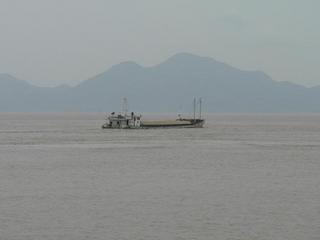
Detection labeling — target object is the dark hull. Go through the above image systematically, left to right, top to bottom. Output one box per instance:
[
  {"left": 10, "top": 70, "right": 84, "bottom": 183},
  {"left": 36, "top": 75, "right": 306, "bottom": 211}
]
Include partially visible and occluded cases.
[{"left": 141, "top": 119, "right": 205, "bottom": 129}]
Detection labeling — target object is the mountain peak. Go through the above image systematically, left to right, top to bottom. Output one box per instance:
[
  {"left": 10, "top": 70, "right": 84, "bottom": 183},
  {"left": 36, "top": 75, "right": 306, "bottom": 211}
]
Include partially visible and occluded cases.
[
  {"left": 155, "top": 52, "right": 231, "bottom": 73},
  {"left": 166, "top": 52, "right": 213, "bottom": 63},
  {"left": 170, "top": 52, "right": 203, "bottom": 59},
  {"left": 105, "top": 61, "right": 144, "bottom": 74},
  {"left": 112, "top": 61, "right": 143, "bottom": 70},
  {"left": 0, "top": 73, "right": 18, "bottom": 81},
  {"left": 0, "top": 73, "right": 31, "bottom": 86}
]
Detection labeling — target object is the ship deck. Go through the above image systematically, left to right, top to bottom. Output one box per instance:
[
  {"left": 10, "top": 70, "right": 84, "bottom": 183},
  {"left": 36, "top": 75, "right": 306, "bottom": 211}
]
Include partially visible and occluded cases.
[
  {"left": 141, "top": 119, "right": 204, "bottom": 128},
  {"left": 142, "top": 120, "right": 190, "bottom": 126}
]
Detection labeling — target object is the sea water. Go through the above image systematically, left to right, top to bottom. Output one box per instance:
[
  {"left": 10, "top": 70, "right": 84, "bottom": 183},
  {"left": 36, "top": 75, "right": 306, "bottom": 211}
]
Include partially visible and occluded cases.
[{"left": 0, "top": 113, "right": 319, "bottom": 240}]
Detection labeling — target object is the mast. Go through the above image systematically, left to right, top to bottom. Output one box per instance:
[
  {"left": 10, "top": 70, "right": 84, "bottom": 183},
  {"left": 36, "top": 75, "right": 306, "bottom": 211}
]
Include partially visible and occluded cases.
[
  {"left": 122, "top": 97, "right": 128, "bottom": 116},
  {"left": 193, "top": 97, "right": 196, "bottom": 121},
  {"left": 199, "top": 98, "right": 202, "bottom": 120}
]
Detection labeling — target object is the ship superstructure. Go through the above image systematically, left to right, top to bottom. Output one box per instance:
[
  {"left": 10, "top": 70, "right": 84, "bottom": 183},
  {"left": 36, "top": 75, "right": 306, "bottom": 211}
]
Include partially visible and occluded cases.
[{"left": 102, "top": 112, "right": 142, "bottom": 129}]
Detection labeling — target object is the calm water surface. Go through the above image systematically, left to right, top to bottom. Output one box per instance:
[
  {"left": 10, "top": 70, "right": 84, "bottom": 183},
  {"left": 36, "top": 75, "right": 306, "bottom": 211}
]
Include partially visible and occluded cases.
[{"left": 0, "top": 113, "right": 319, "bottom": 240}]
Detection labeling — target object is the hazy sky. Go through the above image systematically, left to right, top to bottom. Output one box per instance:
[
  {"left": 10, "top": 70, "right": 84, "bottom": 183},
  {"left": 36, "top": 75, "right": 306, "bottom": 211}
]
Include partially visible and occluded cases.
[{"left": 0, "top": 0, "right": 319, "bottom": 87}]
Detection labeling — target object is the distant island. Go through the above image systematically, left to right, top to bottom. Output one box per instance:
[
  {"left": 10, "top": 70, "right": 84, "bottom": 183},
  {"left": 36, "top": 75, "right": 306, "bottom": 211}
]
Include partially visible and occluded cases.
[{"left": 1, "top": 53, "right": 319, "bottom": 112}]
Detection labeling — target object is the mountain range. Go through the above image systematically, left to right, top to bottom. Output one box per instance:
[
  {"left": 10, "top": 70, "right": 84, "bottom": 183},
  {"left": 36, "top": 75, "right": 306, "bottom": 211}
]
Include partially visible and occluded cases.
[{"left": 1, "top": 53, "right": 319, "bottom": 112}]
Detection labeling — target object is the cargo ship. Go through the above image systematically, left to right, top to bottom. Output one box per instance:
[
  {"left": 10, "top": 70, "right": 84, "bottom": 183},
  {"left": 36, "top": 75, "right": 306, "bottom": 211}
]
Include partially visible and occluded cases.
[{"left": 102, "top": 98, "right": 205, "bottom": 129}]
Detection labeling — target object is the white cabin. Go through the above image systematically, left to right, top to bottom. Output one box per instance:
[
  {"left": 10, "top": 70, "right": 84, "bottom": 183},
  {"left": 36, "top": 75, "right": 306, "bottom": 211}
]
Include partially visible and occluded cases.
[{"left": 103, "top": 112, "right": 141, "bottom": 129}]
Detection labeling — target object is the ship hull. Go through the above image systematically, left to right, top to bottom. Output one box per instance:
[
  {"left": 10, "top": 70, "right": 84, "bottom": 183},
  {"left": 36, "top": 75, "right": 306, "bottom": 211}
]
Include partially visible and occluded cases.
[
  {"left": 102, "top": 119, "right": 205, "bottom": 129},
  {"left": 141, "top": 119, "right": 204, "bottom": 129}
]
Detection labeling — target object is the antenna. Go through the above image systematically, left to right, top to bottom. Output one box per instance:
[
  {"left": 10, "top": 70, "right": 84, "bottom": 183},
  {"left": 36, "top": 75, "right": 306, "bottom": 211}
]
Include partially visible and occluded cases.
[{"left": 122, "top": 97, "right": 128, "bottom": 116}]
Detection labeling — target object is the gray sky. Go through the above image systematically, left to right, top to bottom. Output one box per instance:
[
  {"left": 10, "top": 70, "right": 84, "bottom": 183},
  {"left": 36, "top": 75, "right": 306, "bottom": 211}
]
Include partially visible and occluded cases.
[{"left": 0, "top": 0, "right": 319, "bottom": 87}]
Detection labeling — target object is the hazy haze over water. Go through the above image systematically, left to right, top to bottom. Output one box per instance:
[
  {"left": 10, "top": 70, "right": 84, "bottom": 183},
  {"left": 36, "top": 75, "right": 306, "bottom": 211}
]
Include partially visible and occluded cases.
[
  {"left": 0, "top": 0, "right": 319, "bottom": 86},
  {"left": 0, "top": 113, "right": 319, "bottom": 239}
]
